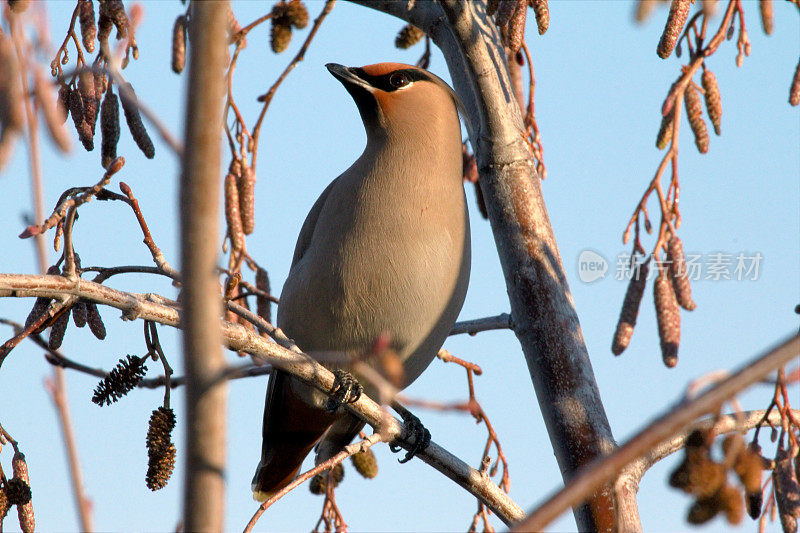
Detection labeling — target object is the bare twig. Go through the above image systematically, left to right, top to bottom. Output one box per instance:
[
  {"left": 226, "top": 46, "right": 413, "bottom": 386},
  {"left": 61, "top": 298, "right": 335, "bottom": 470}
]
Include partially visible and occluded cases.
[{"left": 449, "top": 313, "right": 512, "bottom": 336}]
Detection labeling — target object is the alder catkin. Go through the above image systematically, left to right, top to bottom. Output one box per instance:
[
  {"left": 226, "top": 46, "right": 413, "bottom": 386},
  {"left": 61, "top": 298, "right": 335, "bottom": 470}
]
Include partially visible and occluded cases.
[
  {"left": 79, "top": 0, "right": 97, "bottom": 52},
  {"left": 99, "top": 0, "right": 129, "bottom": 40},
  {"left": 286, "top": 0, "right": 309, "bottom": 29},
  {"left": 531, "top": 0, "right": 550, "bottom": 35},
  {"left": 635, "top": 0, "right": 660, "bottom": 23},
  {"left": 657, "top": 0, "right": 691, "bottom": 59},
  {"left": 759, "top": 0, "right": 774, "bottom": 35},
  {"left": 506, "top": 1, "right": 527, "bottom": 53},
  {"left": 171, "top": 15, "right": 187, "bottom": 74},
  {"left": 270, "top": 22, "right": 292, "bottom": 53},
  {"left": 395, "top": 24, "right": 424, "bottom": 49},
  {"left": 790, "top": 57, "right": 800, "bottom": 107},
  {"left": 701, "top": 69, "right": 722, "bottom": 135},
  {"left": 34, "top": 71, "right": 71, "bottom": 152},
  {"left": 78, "top": 71, "right": 98, "bottom": 135},
  {"left": 119, "top": 82, "right": 155, "bottom": 159},
  {"left": 57, "top": 84, "right": 71, "bottom": 124},
  {"left": 684, "top": 84, "right": 709, "bottom": 154},
  {"left": 70, "top": 86, "right": 94, "bottom": 151},
  {"left": 100, "top": 88, "right": 120, "bottom": 169},
  {"left": 656, "top": 110, "right": 674, "bottom": 149},
  {"left": 238, "top": 165, "right": 256, "bottom": 235},
  {"left": 224, "top": 172, "right": 245, "bottom": 251},
  {"left": 666, "top": 236, "right": 696, "bottom": 310},
  {"left": 612, "top": 261, "right": 648, "bottom": 355},
  {"left": 256, "top": 267, "right": 271, "bottom": 324},
  {"left": 654, "top": 267, "right": 680, "bottom": 367},
  {"left": 86, "top": 301, "right": 107, "bottom": 339},
  {"left": 48, "top": 308, "right": 71, "bottom": 350},
  {"left": 773, "top": 446, "right": 800, "bottom": 533},
  {"left": 351, "top": 449, "right": 378, "bottom": 479},
  {"left": 11, "top": 452, "right": 34, "bottom": 533}
]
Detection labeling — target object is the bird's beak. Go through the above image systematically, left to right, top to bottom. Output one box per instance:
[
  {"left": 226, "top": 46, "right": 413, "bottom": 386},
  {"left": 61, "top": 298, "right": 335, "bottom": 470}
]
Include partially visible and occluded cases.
[{"left": 326, "top": 63, "right": 373, "bottom": 92}]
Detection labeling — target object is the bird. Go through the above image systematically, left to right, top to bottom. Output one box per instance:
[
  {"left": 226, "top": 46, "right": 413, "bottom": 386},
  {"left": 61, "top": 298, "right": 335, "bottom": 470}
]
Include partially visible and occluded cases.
[{"left": 252, "top": 62, "right": 471, "bottom": 501}]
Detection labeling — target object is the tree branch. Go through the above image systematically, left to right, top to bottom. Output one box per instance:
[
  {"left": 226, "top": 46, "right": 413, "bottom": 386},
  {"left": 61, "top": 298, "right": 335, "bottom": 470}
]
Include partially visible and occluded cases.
[
  {"left": 354, "top": 1, "right": 622, "bottom": 529},
  {"left": 179, "top": 2, "right": 229, "bottom": 530},
  {"left": 0, "top": 273, "right": 524, "bottom": 525},
  {"left": 515, "top": 334, "right": 800, "bottom": 531}
]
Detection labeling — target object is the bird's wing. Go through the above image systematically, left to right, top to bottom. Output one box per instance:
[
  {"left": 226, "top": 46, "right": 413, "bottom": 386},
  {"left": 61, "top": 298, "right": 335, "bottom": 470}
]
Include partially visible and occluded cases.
[{"left": 290, "top": 176, "right": 339, "bottom": 267}]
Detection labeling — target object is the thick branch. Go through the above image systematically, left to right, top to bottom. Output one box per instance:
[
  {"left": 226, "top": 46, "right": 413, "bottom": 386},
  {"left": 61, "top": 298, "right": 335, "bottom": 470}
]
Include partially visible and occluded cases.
[
  {"left": 355, "top": 1, "right": 622, "bottom": 530},
  {"left": 180, "top": 2, "right": 229, "bottom": 531},
  {"left": 0, "top": 273, "right": 524, "bottom": 524},
  {"left": 516, "top": 334, "right": 800, "bottom": 531}
]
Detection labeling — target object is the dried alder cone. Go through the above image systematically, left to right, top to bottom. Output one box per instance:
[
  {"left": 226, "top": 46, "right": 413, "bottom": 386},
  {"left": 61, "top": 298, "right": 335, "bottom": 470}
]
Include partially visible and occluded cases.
[
  {"left": 269, "top": 0, "right": 309, "bottom": 53},
  {"left": 657, "top": 0, "right": 691, "bottom": 59},
  {"left": 395, "top": 24, "right": 424, "bottom": 49},
  {"left": 684, "top": 83, "right": 709, "bottom": 154},
  {"left": 612, "top": 261, "right": 648, "bottom": 355},
  {"left": 654, "top": 266, "right": 680, "bottom": 367},
  {"left": 92, "top": 355, "right": 147, "bottom": 405},
  {"left": 146, "top": 407, "right": 177, "bottom": 491},
  {"left": 350, "top": 449, "right": 378, "bottom": 479}
]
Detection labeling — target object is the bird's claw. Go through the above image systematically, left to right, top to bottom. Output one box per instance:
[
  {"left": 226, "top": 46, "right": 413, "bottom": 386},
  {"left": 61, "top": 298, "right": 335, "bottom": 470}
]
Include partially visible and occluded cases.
[
  {"left": 325, "top": 369, "right": 363, "bottom": 413},
  {"left": 390, "top": 410, "right": 431, "bottom": 464}
]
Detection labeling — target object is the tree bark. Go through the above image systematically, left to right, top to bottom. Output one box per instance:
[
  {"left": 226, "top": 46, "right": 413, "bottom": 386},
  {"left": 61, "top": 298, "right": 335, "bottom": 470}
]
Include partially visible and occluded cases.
[
  {"left": 355, "top": 1, "right": 628, "bottom": 530},
  {"left": 180, "top": 2, "right": 229, "bottom": 531}
]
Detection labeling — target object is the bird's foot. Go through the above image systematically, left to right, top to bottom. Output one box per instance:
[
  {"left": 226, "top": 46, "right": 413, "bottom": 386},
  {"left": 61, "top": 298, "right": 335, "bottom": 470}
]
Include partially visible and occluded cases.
[
  {"left": 325, "top": 369, "right": 363, "bottom": 413},
  {"left": 389, "top": 405, "right": 431, "bottom": 464}
]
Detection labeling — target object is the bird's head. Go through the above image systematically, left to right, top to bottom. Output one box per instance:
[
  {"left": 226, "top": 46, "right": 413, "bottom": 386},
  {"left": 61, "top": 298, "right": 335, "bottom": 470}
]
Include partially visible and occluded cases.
[{"left": 326, "top": 62, "right": 462, "bottom": 142}]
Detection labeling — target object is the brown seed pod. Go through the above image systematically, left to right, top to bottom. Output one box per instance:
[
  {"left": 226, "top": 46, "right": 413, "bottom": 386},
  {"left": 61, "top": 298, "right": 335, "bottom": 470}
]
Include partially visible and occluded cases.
[
  {"left": 7, "top": 0, "right": 30, "bottom": 13},
  {"left": 79, "top": 0, "right": 97, "bottom": 52},
  {"left": 99, "top": 0, "right": 129, "bottom": 40},
  {"left": 286, "top": 0, "right": 309, "bottom": 29},
  {"left": 531, "top": 0, "right": 549, "bottom": 35},
  {"left": 657, "top": 0, "right": 691, "bottom": 59},
  {"left": 759, "top": 0, "right": 774, "bottom": 35},
  {"left": 506, "top": 1, "right": 527, "bottom": 53},
  {"left": 171, "top": 15, "right": 187, "bottom": 74},
  {"left": 269, "top": 21, "right": 292, "bottom": 54},
  {"left": 395, "top": 24, "right": 424, "bottom": 50},
  {"left": 790, "top": 57, "right": 800, "bottom": 107},
  {"left": 701, "top": 69, "right": 722, "bottom": 135},
  {"left": 34, "top": 71, "right": 72, "bottom": 152},
  {"left": 119, "top": 82, "right": 155, "bottom": 159},
  {"left": 684, "top": 84, "right": 709, "bottom": 154},
  {"left": 69, "top": 87, "right": 95, "bottom": 151},
  {"left": 100, "top": 88, "right": 120, "bottom": 169},
  {"left": 656, "top": 110, "right": 674, "bottom": 149},
  {"left": 238, "top": 165, "right": 256, "bottom": 235},
  {"left": 224, "top": 172, "right": 245, "bottom": 251},
  {"left": 666, "top": 236, "right": 696, "bottom": 310},
  {"left": 612, "top": 261, "right": 649, "bottom": 355},
  {"left": 256, "top": 267, "right": 271, "bottom": 324},
  {"left": 654, "top": 267, "right": 680, "bottom": 367},
  {"left": 25, "top": 297, "right": 51, "bottom": 329},
  {"left": 72, "top": 300, "right": 88, "bottom": 328},
  {"left": 86, "top": 301, "right": 106, "bottom": 339},
  {"left": 49, "top": 307, "right": 71, "bottom": 350},
  {"left": 146, "top": 407, "right": 177, "bottom": 491},
  {"left": 773, "top": 446, "right": 800, "bottom": 533},
  {"left": 350, "top": 449, "right": 378, "bottom": 479},
  {"left": 12, "top": 452, "right": 34, "bottom": 533},
  {"left": 309, "top": 473, "right": 326, "bottom": 494},
  {"left": 3, "top": 478, "right": 30, "bottom": 507},
  {"left": 718, "top": 483, "right": 744, "bottom": 525},
  {"left": 687, "top": 495, "right": 720, "bottom": 524}
]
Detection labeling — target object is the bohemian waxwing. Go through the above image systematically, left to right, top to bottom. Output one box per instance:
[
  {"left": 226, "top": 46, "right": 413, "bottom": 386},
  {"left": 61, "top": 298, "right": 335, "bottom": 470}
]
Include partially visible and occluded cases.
[{"left": 252, "top": 62, "right": 471, "bottom": 501}]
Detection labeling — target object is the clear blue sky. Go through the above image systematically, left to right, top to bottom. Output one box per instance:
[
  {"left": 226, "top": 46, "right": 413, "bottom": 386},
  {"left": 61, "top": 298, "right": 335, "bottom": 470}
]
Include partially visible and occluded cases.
[{"left": 1, "top": 1, "right": 798, "bottom": 532}]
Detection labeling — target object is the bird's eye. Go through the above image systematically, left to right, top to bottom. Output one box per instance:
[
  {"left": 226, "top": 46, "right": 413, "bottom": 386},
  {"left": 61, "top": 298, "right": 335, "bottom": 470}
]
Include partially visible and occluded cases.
[{"left": 389, "top": 72, "right": 410, "bottom": 89}]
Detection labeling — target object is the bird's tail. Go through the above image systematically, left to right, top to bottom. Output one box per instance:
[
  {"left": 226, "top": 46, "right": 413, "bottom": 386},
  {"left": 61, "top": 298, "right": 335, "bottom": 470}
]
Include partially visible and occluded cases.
[{"left": 251, "top": 370, "right": 338, "bottom": 501}]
